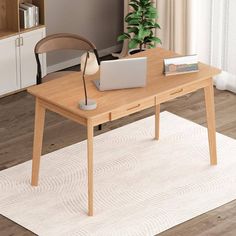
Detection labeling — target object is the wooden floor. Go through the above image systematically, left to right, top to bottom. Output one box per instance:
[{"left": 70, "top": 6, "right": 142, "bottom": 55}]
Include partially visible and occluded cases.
[{"left": 0, "top": 85, "right": 236, "bottom": 235}]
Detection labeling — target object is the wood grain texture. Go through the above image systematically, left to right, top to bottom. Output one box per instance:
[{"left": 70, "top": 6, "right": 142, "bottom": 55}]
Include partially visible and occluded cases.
[
  {"left": 0, "top": 0, "right": 7, "bottom": 30},
  {"left": 0, "top": 0, "right": 45, "bottom": 40},
  {"left": 0, "top": 0, "right": 19, "bottom": 36},
  {"left": 6, "top": 0, "right": 18, "bottom": 32},
  {"left": 0, "top": 47, "right": 235, "bottom": 234},
  {"left": 28, "top": 47, "right": 221, "bottom": 216},
  {"left": 27, "top": 48, "right": 221, "bottom": 122},
  {"left": 204, "top": 81, "right": 217, "bottom": 165},
  {"left": 0, "top": 88, "right": 236, "bottom": 235},
  {"left": 31, "top": 98, "right": 45, "bottom": 186},
  {"left": 87, "top": 119, "right": 94, "bottom": 216},
  {"left": 0, "top": 214, "right": 37, "bottom": 236}
]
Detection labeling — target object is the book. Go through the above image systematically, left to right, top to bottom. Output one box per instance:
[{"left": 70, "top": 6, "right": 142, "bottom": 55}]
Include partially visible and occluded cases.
[
  {"left": 20, "top": 3, "right": 34, "bottom": 28},
  {"left": 24, "top": 3, "right": 40, "bottom": 26},
  {"left": 35, "top": 6, "right": 39, "bottom": 26},
  {"left": 19, "top": 8, "right": 29, "bottom": 29},
  {"left": 164, "top": 55, "right": 199, "bottom": 76}
]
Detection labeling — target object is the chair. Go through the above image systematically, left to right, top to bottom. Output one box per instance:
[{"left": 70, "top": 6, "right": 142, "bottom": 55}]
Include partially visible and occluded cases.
[
  {"left": 34, "top": 33, "right": 100, "bottom": 84},
  {"left": 35, "top": 33, "right": 102, "bottom": 130}
]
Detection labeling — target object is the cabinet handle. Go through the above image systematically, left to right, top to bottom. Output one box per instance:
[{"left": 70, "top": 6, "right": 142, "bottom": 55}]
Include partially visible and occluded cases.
[
  {"left": 20, "top": 37, "right": 24, "bottom": 46},
  {"left": 15, "top": 38, "right": 20, "bottom": 47},
  {"left": 170, "top": 88, "right": 183, "bottom": 95},
  {"left": 127, "top": 104, "right": 141, "bottom": 111}
]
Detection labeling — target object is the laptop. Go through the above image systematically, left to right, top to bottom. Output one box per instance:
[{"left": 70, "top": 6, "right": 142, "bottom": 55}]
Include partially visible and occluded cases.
[{"left": 93, "top": 57, "right": 147, "bottom": 91}]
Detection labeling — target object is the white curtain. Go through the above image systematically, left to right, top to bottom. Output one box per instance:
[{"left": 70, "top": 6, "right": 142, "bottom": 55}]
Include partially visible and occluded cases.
[
  {"left": 115, "top": 0, "right": 236, "bottom": 93},
  {"left": 116, "top": 0, "right": 197, "bottom": 58},
  {"left": 156, "top": 0, "right": 198, "bottom": 55},
  {"left": 210, "top": 0, "right": 236, "bottom": 93}
]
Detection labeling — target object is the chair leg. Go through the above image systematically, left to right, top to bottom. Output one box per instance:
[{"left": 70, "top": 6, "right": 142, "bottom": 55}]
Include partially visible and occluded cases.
[{"left": 98, "top": 124, "right": 102, "bottom": 130}]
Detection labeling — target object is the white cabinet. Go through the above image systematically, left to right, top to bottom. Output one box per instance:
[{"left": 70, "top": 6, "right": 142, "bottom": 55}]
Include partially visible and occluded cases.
[
  {"left": 0, "top": 27, "right": 46, "bottom": 96},
  {"left": 20, "top": 28, "right": 46, "bottom": 88},
  {"left": 0, "top": 35, "right": 20, "bottom": 96}
]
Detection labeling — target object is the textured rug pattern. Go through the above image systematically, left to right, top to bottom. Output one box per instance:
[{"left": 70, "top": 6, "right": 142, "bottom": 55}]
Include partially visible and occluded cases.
[{"left": 0, "top": 112, "right": 236, "bottom": 236}]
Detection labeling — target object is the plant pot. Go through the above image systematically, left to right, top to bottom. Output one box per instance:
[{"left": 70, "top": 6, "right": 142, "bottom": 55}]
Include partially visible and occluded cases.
[{"left": 128, "top": 48, "right": 146, "bottom": 55}]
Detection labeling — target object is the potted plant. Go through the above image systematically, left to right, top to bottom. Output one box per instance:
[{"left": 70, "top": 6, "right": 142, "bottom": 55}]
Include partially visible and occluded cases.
[{"left": 118, "top": 0, "right": 161, "bottom": 55}]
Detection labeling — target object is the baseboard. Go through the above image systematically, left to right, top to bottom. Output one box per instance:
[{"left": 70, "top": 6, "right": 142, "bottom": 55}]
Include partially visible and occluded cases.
[{"left": 47, "top": 44, "right": 122, "bottom": 73}]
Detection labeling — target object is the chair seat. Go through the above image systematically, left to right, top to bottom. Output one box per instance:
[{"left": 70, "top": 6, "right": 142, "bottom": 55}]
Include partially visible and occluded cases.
[{"left": 42, "top": 71, "right": 77, "bottom": 83}]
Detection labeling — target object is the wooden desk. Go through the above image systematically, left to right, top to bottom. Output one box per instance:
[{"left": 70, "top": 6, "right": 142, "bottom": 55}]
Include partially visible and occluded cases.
[{"left": 28, "top": 47, "right": 221, "bottom": 216}]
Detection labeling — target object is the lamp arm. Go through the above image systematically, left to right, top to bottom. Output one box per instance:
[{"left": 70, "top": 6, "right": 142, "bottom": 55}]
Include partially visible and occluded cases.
[{"left": 82, "top": 52, "right": 89, "bottom": 106}]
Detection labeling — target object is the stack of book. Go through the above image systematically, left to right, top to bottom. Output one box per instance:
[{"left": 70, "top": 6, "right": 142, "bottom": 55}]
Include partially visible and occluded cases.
[{"left": 19, "top": 3, "right": 39, "bottom": 29}]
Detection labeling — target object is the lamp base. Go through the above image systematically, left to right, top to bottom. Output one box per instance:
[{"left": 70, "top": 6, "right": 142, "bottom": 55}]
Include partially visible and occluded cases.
[{"left": 79, "top": 99, "right": 97, "bottom": 110}]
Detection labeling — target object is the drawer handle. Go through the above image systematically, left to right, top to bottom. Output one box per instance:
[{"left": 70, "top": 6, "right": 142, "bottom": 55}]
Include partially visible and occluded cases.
[
  {"left": 170, "top": 88, "right": 183, "bottom": 95},
  {"left": 127, "top": 104, "right": 141, "bottom": 111}
]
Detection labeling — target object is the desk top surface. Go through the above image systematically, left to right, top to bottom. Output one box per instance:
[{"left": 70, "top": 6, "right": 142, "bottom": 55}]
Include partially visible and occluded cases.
[{"left": 28, "top": 47, "right": 221, "bottom": 120}]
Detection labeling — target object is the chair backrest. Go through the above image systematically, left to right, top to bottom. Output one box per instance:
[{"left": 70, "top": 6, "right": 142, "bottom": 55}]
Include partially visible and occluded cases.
[{"left": 35, "top": 33, "right": 100, "bottom": 84}]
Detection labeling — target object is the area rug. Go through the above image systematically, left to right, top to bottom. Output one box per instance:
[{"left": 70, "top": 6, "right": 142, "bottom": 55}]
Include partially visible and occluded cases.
[{"left": 1, "top": 112, "right": 236, "bottom": 236}]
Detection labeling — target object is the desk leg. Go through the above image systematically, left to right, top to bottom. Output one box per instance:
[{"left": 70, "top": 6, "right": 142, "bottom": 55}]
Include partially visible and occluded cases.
[
  {"left": 204, "top": 81, "right": 217, "bottom": 165},
  {"left": 31, "top": 98, "right": 46, "bottom": 186},
  {"left": 155, "top": 104, "right": 160, "bottom": 140},
  {"left": 87, "top": 120, "right": 94, "bottom": 216}
]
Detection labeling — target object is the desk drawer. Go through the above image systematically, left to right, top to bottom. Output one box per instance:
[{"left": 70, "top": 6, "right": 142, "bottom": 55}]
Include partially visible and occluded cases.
[
  {"left": 156, "top": 84, "right": 201, "bottom": 104},
  {"left": 110, "top": 98, "right": 155, "bottom": 121}
]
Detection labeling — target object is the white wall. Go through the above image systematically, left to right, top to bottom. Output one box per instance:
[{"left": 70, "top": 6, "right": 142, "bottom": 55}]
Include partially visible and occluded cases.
[{"left": 45, "top": 0, "right": 123, "bottom": 68}]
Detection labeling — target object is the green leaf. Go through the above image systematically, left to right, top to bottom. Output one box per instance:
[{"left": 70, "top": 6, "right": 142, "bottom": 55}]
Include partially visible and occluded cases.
[
  {"left": 122, "top": 0, "right": 161, "bottom": 48},
  {"left": 130, "top": 0, "right": 140, "bottom": 5},
  {"left": 140, "top": 0, "right": 149, "bottom": 7},
  {"left": 144, "top": 2, "right": 152, "bottom": 7},
  {"left": 129, "top": 3, "right": 139, "bottom": 11},
  {"left": 145, "top": 6, "right": 157, "bottom": 19},
  {"left": 147, "top": 6, "right": 157, "bottom": 14},
  {"left": 125, "top": 12, "right": 133, "bottom": 20},
  {"left": 145, "top": 12, "right": 157, "bottom": 19},
  {"left": 125, "top": 13, "right": 141, "bottom": 22},
  {"left": 128, "top": 19, "right": 140, "bottom": 25},
  {"left": 143, "top": 21, "right": 159, "bottom": 29},
  {"left": 143, "top": 21, "right": 153, "bottom": 26},
  {"left": 154, "top": 23, "right": 161, "bottom": 29},
  {"left": 138, "top": 26, "right": 151, "bottom": 40},
  {"left": 128, "top": 27, "right": 139, "bottom": 34},
  {"left": 117, "top": 33, "right": 130, "bottom": 42},
  {"left": 144, "top": 36, "right": 162, "bottom": 45},
  {"left": 144, "top": 37, "right": 152, "bottom": 43},
  {"left": 150, "top": 37, "right": 162, "bottom": 44},
  {"left": 129, "top": 39, "right": 140, "bottom": 49},
  {"left": 147, "top": 44, "right": 155, "bottom": 49}
]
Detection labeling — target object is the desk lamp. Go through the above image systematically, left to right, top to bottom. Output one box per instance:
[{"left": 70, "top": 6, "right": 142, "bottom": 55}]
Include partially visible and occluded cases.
[{"left": 79, "top": 51, "right": 99, "bottom": 110}]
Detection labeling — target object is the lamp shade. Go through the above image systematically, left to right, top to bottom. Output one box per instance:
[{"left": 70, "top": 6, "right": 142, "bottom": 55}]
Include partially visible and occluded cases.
[{"left": 81, "top": 52, "right": 99, "bottom": 75}]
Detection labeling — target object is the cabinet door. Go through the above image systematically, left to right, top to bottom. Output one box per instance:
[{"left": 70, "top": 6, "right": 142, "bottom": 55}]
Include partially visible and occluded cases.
[
  {"left": 20, "top": 28, "right": 46, "bottom": 88},
  {"left": 0, "top": 35, "right": 20, "bottom": 96}
]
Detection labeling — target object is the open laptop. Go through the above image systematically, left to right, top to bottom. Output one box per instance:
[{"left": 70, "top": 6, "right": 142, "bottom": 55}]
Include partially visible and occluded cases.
[{"left": 93, "top": 57, "right": 147, "bottom": 91}]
